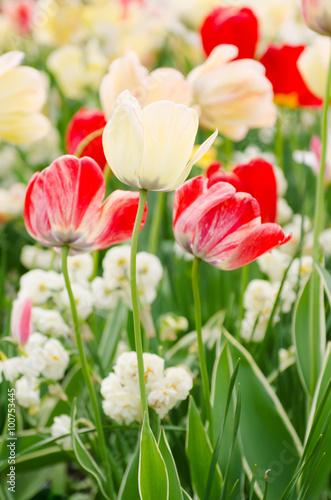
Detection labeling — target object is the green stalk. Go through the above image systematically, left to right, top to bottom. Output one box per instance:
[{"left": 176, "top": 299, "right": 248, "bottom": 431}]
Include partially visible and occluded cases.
[
  {"left": 309, "top": 37, "right": 331, "bottom": 393},
  {"left": 74, "top": 127, "right": 105, "bottom": 158},
  {"left": 130, "top": 189, "right": 149, "bottom": 423},
  {"left": 148, "top": 192, "right": 166, "bottom": 254},
  {"left": 61, "top": 246, "right": 114, "bottom": 498},
  {"left": 192, "top": 257, "right": 214, "bottom": 441}
]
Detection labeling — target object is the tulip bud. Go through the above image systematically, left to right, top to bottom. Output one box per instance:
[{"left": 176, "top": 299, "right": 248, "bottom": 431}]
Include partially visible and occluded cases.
[
  {"left": 302, "top": 0, "right": 331, "bottom": 36},
  {"left": 11, "top": 297, "right": 32, "bottom": 346}
]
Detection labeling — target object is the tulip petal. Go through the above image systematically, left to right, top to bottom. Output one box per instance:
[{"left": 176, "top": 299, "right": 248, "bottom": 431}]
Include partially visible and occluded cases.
[
  {"left": 0, "top": 51, "right": 24, "bottom": 77},
  {"left": 0, "top": 67, "right": 47, "bottom": 113},
  {"left": 144, "top": 68, "right": 192, "bottom": 106},
  {"left": 102, "top": 93, "right": 144, "bottom": 189},
  {"left": 138, "top": 101, "right": 199, "bottom": 191},
  {"left": 0, "top": 112, "right": 51, "bottom": 144},
  {"left": 43, "top": 156, "right": 105, "bottom": 241},
  {"left": 24, "top": 170, "right": 52, "bottom": 245},
  {"left": 89, "top": 190, "right": 147, "bottom": 251},
  {"left": 218, "top": 223, "right": 292, "bottom": 270}
]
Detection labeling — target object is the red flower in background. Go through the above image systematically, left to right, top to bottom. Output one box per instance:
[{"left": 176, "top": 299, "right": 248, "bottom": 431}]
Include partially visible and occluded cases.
[
  {"left": 200, "top": 6, "right": 259, "bottom": 59},
  {"left": 260, "top": 44, "right": 322, "bottom": 108},
  {"left": 66, "top": 108, "right": 107, "bottom": 171},
  {"left": 24, "top": 155, "right": 147, "bottom": 255},
  {"left": 207, "top": 158, "right": 277, "bottom": 223},
  {"left": 173, "top": 176, "right": 290, "bottom": 270},
  {"left": 11, "top": 297, "right": 32, "bottom": 347}
]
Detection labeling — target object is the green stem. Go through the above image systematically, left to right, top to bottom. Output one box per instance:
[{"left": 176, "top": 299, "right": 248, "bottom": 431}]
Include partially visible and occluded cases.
[
  {"left": 309, "top": 37, "right": 331, "bottom": 393},
  {"left": 275, "top": 107, "right": 284, "bottom": 170},
  {"left": 74, "top": 127, "right": 105, "bottom": 158},
  {"left": 130, "top": 189, "right": 149, "bottom": 423},
  {"left": 148, "top": 192, "right": 166, "bottom": 254},
  {"left": 61, "top": 247, "right": 114, "bottom": 498},
  {"left": 192, "top": 257, "right": 214, "bottom": 442},
  {"left": 237, "top": 264, "right": 249, "bottom": 337}
]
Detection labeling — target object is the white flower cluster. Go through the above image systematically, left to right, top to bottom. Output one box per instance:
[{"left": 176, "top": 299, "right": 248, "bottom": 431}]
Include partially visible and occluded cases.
[
  {"left": 0, "top": 183, "right": 26, "bottom": 226},
  {"left": 93, "top": 246, "right": 163, "bottom": 310},
  {"left": 242, "top": 252, "right": 313, "bottom": 342},
  {"left": 0, "top": 332, "right": 69, "bottom": 409},
  {"left": 101, "top": 352, "right": 193, "bottom": 423},
  {"left": 51, "top": 414, "right": 72, "bottom": 450}
]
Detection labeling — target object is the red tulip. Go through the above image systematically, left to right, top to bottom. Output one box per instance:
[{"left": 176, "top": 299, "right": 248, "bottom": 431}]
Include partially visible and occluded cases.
[
  {"left": 200, "top": 6, "right": 259, "bottom": 59},
  {"left": 260, "top": 44, "right": 322, "bottom": 108},
  {"left": 66, "top": 108, "right": 107, "bottom": 171},
  {"left": 24, "top": 155, "right": 147, "bottom": 255},
  {"left": 207, "top": 158, "right": 277, "bottom": 223},
  {"left": 173, "top": 176, "right": 291, "bottom": 271},
  {"left": 11, "top": 297, "right": 32, "bottom": 346}
]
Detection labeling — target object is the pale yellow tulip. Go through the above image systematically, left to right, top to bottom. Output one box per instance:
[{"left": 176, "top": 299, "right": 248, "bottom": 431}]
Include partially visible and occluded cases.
[{"left": 297, "top": 36, "right": 331, "bottom": 98}]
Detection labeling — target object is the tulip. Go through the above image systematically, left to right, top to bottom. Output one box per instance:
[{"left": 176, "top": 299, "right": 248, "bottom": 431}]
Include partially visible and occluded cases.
[
  {"left": 2, "top": 0, "right": 35, "bottom": 35},
  {"left": 301, "top": 0, "right": 331, "bottom": 36},
  {"left": 200, "top": 6, "right": 259, "bottom": 59},
  {"left": 297, "top": 37, "right": 331, "bottom": 99},
  {"left": 260, "top": 44, "right": 322, "bottom": 108},
  {"left": 187, "top": 45, "right": 276, "bottom": 141},
  {"left": 100, "top": 49, "right": 192, "bottom": 120},
  {"left": 0, "top": 51, "right": 51, "bottom": 145},
  {"left": 102, "top": 90, "right": 217, "bottom": 192},
  {"left": 66, "top": 108, "right": 107, "bottom": 171},
  {"left": 24, "top": 155, "right": 147, "bottom": 255},
  {"left": 207, "top": 158, "right": 278, "bottom": 223},
  {"left": 173, "top": 176, "right": 291, "bottom": 270},
  {"left": 11, "top": 297, "right": 32, "bottom": 346}
]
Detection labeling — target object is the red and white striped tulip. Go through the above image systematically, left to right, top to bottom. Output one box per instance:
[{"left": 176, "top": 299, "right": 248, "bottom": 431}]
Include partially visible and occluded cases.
[
  {"left": 24, "top": 155, "right": 147, "bottom": 255},
  {"left": 173, "top": 176, "right": 291, "bottom": 270},
  {"left": 11, "top": 297, "right": 32, "bottom": 346}
]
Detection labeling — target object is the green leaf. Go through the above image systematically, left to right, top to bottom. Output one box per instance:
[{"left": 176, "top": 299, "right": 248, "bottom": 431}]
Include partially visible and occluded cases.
[
  {"left": 315, "top": 261, "right": 331, "bottom": 306},
  {"left": 292, "top": 276, "right": 326, "bottom": 395},
  {"left": 98, "top": 301, "right": 127, "bottom": 372},
  {"left": 223, "top": 329, "right": 302, "bottom": 500},
  {"left": 299, "top": 342, "right": 331, "bottom": 499},
  {"left": 186, "top": 397, "right": 222, "bottom": 500},
  {"left": 70, "top": 401, "right": 110, "bottom": 500},
  {"left": 139, "top": 414, "right": 168, "bottom": 500},
  {"left": 158, "top": 427, "right": 183, "bottom": 500},
  {"left": 118, "top": 443, "right": 140, "bottom": 500},
  {"left": 1, "top": 467, "right": 54, "bottom": 500},
  {"left": 181, "top": 490, "right": 193, "bottom": 500}
]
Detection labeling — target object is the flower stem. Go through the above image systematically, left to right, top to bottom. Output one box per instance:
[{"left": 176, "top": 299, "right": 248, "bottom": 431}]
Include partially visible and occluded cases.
[
  {"left": 309, "top": 37, "right": 331, "bottom": 393},
  {"left": 74, "top": 127, "right": 105, "bottom": 158},
  {"left": 130, "top": 189, "right": 149, "bottom": 423},
  {"left": 148, "top": 192, "right": 166, "bottom": 254},
  {"left": 61, "top": 246, "right": 114, "bottom": 498},
  {"left": 192, "top": 257, "right": 214, "bottom": 442}
]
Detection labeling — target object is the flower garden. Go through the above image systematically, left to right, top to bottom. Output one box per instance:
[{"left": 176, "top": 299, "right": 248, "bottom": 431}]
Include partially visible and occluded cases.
[{"left": 0, "top": 1, "right": 331, "bottom": 499}]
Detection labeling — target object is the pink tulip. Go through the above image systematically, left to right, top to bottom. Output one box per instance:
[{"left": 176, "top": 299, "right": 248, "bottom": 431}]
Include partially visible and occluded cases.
[
  {"left": 302, "top": 0, "right": 331, "bottom": 36},
  {"left": 24, "top": 155, "right": 147, "bottom": 255},
  {"left": 173, "top": 176, "right": 291, "bottom": 270},
  {"left": 11, "top": 297, "right": 32, "bottom": 346}
]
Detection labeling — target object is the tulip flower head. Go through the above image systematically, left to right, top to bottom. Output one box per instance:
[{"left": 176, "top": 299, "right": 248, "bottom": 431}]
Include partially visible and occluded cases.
[
  {"left": 302, "top": 0, "right": 331, "bottom": 36},
  {"left": 200, "top": 6, "right": 259, "bottom": 59},
  {"left": 102, "top": 90, "right": 217, "bottom": 192},
  {"left": 24, "top": 155, "right": 147, "bottom": 255},
  {"left": 207, "top": 158, "right": 278, "bottom": 223},
  {"left": 173, "top": 176, "right": 291, "bottom": 270},
  {"left": 11, "top": 297, "right": 32, "bottom": 346}
]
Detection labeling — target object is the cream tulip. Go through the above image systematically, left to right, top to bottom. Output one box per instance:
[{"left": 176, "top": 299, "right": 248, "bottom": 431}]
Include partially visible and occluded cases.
[
  {"left": 302, "top": 0, "right": 331, "bottom": 36},
  {"left": 297, "top": 36, "right": 331, "bottom": 98},
  {"left": 187, "top": 45, "right": 276, "bottom": 141},
  {"left": 100, "top": 49, "right": 192, "bottom": 120},
  {"left": 0, "top": 51, "right": 51, "bottom": 145},
  {"left": 102, "top": 90, "right": 217, "bottom": 192}
]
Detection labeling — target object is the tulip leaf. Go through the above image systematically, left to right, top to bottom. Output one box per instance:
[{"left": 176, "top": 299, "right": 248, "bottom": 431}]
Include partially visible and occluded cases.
[
  {"left": 315, "top": 260, "right": 331, "bottom": 306},
  {"left": 292, "top": 275, "right": 326, "bottom": 395},
  {"left": 98, "top": 301, "right": 127, "bottom": 372},
  {"left": 223, "top": 329, "right": 302, "bottom": 500},
  {"left": 299, "top": 342, "right": 331, "bottom": 499},
  {"left": 186, "top": 396, "right": 223, "bottom": 499},
  {"left": 70, "top": 401, "right": 110, "bottom": 500},
  {"left": 139, "top": 414, "right": 168, "bottom": 500},
  {"left": 158, "top": 427, "right": 183, "bottom": 500},
  {"left": 118, "top": 443, "right": 140, "bottom": 500},
  {"left": 2, "top": 467, "right": 54, "bottom": 500},
  {"left": 181, "top": 489, "right": 193, "bottom": 500}
]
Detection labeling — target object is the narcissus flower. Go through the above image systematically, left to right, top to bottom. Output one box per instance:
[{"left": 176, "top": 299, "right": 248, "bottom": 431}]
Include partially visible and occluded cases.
[
  {"left": 301, "top": 0, "right": 331, "bottom": 36},
  {"left": 200, "top": 6, "right": 259, "bottom": 59},
  {"left": 260, "top": 44, "right": 322, "bottom": 108},
  {"left": 187, "top": 45, "right": 276, "bottom": 141},
  {"left": 0, "top": 51, "right": 51, "bottom": 144},
  {"left": 102, "top": 90, "right": 217, "bottom": 192},
  {"left": 66, "top": 108, "right": 107, "bottom": 171},
  {"left": 24, "top": 155, "right": 147, "bottom": 255},
  {"left": 206, "top": 158, "right": 278, "bottom": 223},
  {"left": 173, "top": 176, "right": 291, "bottom": 270},
  {"left": 11, "top": 297, "right": 32, "bottom": 346}
]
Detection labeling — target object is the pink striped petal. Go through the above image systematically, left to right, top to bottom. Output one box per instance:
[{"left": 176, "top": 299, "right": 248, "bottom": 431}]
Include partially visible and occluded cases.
[
  {"left": 44, "top": 156, "right": 105, "bottom": 236},
  {"left": 24, "top": 170, "right": 52, "bottom": 245},
  {"left": 89, "top": 190, "right": 147, "bottom": 250},
  {"left": 193, "top": 192, "right": 261, "bottom": 259},
  {"left": 218, "top": 223, "right": 292, "bottom": 270},
  {"left": 11, "top": 297, "right": 32, "bottom": 346}
]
